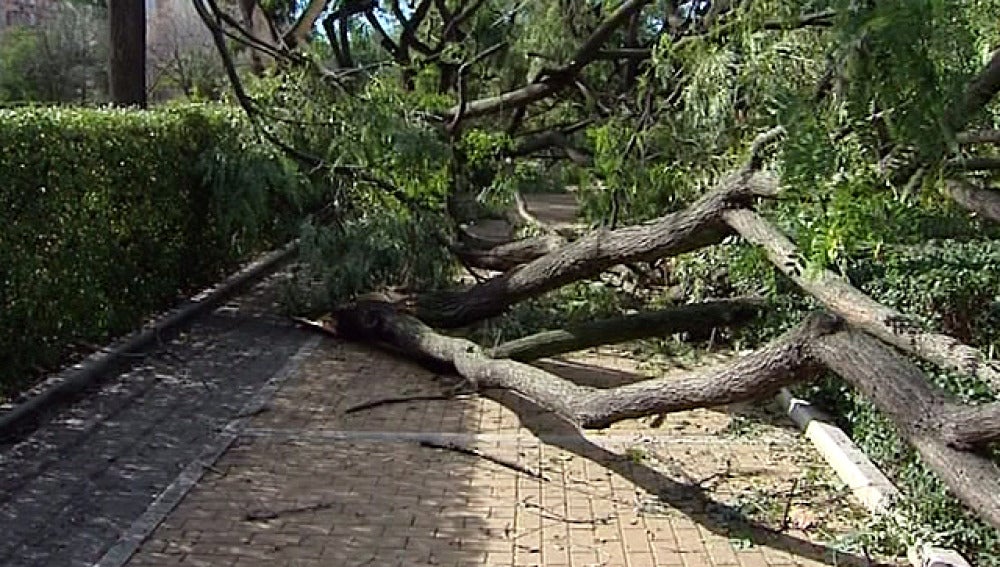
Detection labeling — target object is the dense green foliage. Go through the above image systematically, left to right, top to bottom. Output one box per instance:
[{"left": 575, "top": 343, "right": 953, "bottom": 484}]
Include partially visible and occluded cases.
[
  {"left": 195, "top": 0, "right": 1000, "bottom": 561},
  {"left": 0, "top": 105, "right": 308, "bottom": 395}
]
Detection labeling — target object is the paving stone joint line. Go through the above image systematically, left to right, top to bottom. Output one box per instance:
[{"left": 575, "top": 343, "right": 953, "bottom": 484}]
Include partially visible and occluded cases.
[
  {"left": 90, "top": 335, "right": 321, "bottom": 567},
  {"left": 237, "top": 427, "right": 785, "bottom": 446}
]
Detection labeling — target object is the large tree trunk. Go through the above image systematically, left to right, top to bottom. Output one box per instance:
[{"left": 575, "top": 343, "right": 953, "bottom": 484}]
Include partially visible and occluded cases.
[
  {"left": 109, "top": 0, "right": 147, "bottom": 107},
  {"left": 417, "top": 170, "right": 777, "bottom": 327},
  {"left": 723, "top": 208, "right": 1000, "bottom": 393},
  {"left": 453, "top": 234, "right": 568, "bottom": 272},
  {"left": 489, "top": 299, "right": 764, "bottom": 361},
  {"left": 335, "top": 300, "right": 1000, "bottom": 529},
  {"left": 336, "top": 301, "right": 830, "bottom": 428},
  {"left": 812, "top": 331, "right": 1000, "bottom": 529}
]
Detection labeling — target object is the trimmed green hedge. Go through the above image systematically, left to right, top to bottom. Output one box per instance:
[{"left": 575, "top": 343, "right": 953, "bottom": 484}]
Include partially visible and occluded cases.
[{"left": 0, "top": 105, "right": 307, "bottom": 396}]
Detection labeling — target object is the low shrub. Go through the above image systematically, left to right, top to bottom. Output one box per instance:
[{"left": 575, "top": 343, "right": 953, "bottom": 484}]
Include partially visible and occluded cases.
[{"left": 0, "top": 104, "right": 308, "bottom": 396}]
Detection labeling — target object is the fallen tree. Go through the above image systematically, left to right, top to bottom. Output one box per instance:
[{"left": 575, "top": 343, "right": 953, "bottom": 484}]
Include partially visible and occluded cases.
[
  {"left": 196, "top": 0, "right": 1000, "bottom": 555},
  {"left": 341, "top": 126, "right": 1000, "bottom": 532},
  {"left": 329, "top": 129, "right": 1000, "bottom": 532},
  {"left": 336, "top": 301, "right": 1000, "bottom": 529}
]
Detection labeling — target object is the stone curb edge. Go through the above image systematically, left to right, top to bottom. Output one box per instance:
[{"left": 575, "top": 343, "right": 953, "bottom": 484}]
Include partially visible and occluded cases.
[
  {"left": 0, "top": 241, "right": 299, "bottom": 438},
  {"left": 91, "top": 334, "right": 322, "bottom": 567},
  {"left": 775, "top": 388, "right": 971, "bottom": 567}
]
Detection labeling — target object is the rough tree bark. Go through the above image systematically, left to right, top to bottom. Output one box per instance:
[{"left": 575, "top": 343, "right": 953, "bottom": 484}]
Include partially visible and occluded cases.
[
  {"left": 109, "top": 0, "right": 147, "bottom": 107},
  {"left": 440, "top": 0, "right": 655, "bottom": 122},
  {"left": 416, "top": 170, "right": 777, "bottom": 327},
  {"left": 945, "top": 179, "right": 1000, "bottom": 223},
  {"left": 723, "top": 208, "right": 1000, "bottom": 393},
  {"left": 489, "top": 299, "right": 764, "bottom": 361},
  {"left": 336, "top": 301, "right": 1000, "bottom": 528},
  {"left": 336, "top": 302, "right": 830, "bottom": 428},
  {"left": 812, "top": 331, "right": 1000, "bottom": 528},
  {"left": 935, "top": 402, "right": 1000, "bottom": 449}
]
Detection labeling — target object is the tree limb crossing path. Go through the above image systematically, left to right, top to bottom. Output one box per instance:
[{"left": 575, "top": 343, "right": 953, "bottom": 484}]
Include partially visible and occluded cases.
[{"left": 0, "top": 195, "right": 891, "bottom": 566}]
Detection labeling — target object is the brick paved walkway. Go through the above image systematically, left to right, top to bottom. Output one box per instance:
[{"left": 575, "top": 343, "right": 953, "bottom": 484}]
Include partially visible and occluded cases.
[
  {"left": 0, "top": 194, "right": 886, "bottom": 567},
  {"left": 0, "top": 282, "right": 310, "bottom": 567},
  {"left": 125, "top": 339, "right": 880, "bottom": 567}
]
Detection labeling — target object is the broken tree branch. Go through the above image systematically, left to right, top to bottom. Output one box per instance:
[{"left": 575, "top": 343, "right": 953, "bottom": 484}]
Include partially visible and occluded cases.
[
  {"left": 440, "top": 0, "right": 654, "bottom": 121},
  {"left": 448, "top": 41, "right": 509, "bottom": 132},
  {"left": 885, "top": 49, "right": 1000, "bottom": 184},
  {"left": 957, "top": 129, "right": 1000, "bottom": 145},
  {"left": 416, "top": 170, "right": 777, "bottom": 327},
  {"left": 945, "top": 179, "right": 1000, "bottom": 223},
  {"left": 723, "top": 208, "right": 1000, "bottom": 393},
  {"left": 452, "top": 234, "right": 568, "bottom": 272},
  {"left": 488, "top": 299, "right": 765, "bottom": 361},
  {"left": 336, "top": 303, "right": 831, "bottom": 429},
  {"left": 345, "top": 394, "right": 471, "bottom": 414},
  {"left": 419, "top": 440, "right": 549, "bottom": 480},
  {"left": 245, "top": 501, "right": 335, "bottom": 521}
]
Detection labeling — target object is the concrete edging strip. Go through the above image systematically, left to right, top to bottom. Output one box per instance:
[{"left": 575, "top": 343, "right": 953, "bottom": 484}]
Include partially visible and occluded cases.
[
  {"left": 0, "top": 241, "right": 299, "bottom": 438},
  {"left": 91, "top": 334, "right": 321, "bottom": 567},
  {"left": 775, "top": 388, "right": 971, "bottom": 567}
]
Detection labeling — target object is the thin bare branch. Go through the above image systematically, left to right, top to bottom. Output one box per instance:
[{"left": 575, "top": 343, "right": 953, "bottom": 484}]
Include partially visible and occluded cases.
[{"left": 441, "top": 0, "right": 654, "bottom": 121}]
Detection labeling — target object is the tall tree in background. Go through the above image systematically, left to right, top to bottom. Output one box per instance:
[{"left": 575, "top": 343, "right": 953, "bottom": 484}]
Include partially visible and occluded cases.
[{"left": 108, "top": 0, "right": 146, "bottom": 107}]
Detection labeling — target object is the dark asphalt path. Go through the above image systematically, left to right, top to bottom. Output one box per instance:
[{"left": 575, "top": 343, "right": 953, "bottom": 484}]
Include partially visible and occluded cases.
[{"left": 0, "top": 277, "right": 310, "bottom": 567}]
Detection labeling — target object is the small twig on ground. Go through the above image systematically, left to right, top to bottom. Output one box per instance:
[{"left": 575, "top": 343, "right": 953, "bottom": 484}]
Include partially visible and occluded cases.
[
  {"left": 291, "top": 316, "right": 337, "bottom": 337},
  {"left": 344, "top": 394, "right": 473, "bottom": 414},
  {"left": 235, "top": 405, "right": 270, "bottom": 419},
  {"left": 418, "top": 440, "right": 550, "bottom": 481},
  {"left": 694, "top": 459, "right": 732, "bottom": 488},
  {"left": 202, "top": 463, "right": 227, "bottom": 477},
  {"left": 779, "top": 477, "right": 801, "bottom": 532},
  {"left": 522, "top": 500, "right": 614, "bottom": 524},
  {"left": 243, "top": 501, "right": 335, "bottom": 521},
  {"left": 510, "top": 525, "right": 543, "bottom": 541}
]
